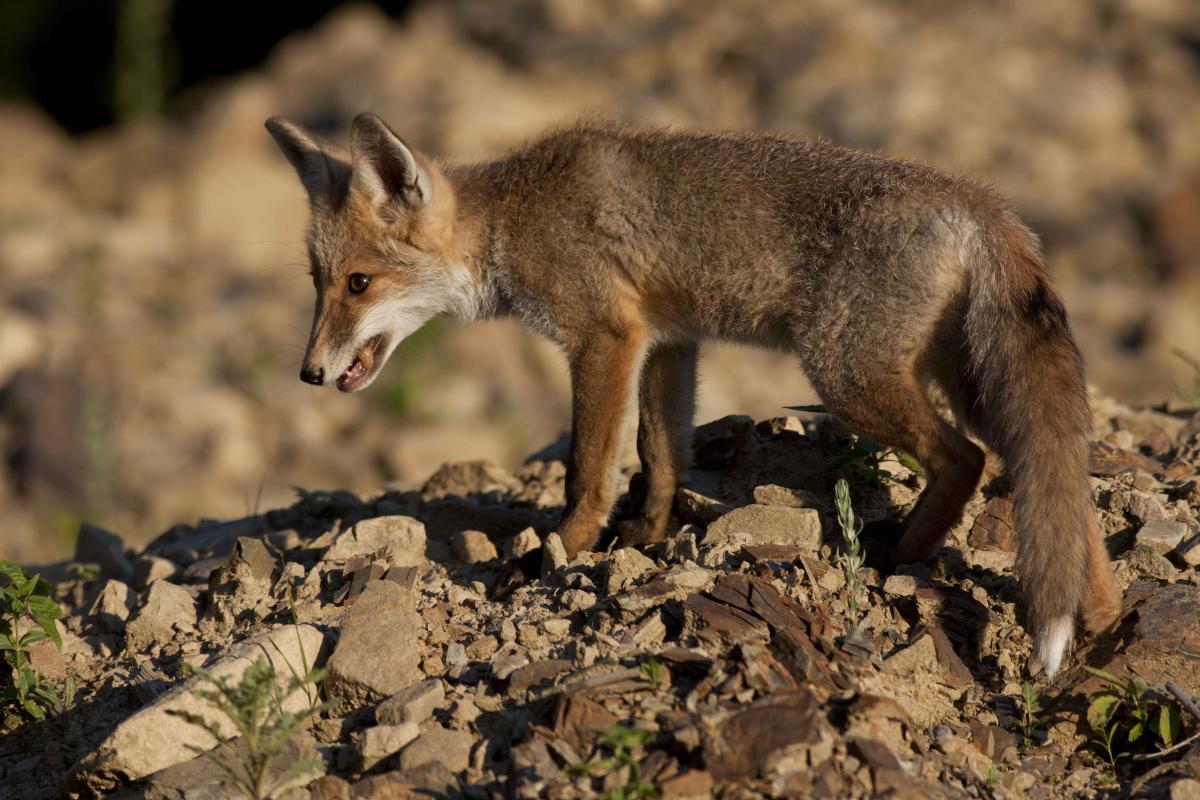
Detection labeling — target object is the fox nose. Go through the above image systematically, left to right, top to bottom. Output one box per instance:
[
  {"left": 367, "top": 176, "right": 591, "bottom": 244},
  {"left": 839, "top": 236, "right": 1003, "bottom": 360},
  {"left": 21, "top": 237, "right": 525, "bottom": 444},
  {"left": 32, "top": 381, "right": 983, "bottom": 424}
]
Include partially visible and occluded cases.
[{"left": 299, "top": 365, "right": 325, "bottom": 386}]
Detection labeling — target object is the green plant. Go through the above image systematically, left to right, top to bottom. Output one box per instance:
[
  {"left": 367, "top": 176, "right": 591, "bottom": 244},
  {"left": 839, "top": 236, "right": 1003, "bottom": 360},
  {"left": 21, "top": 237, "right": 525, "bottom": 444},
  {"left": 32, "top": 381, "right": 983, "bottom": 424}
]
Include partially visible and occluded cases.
[
  {"left": 1170, "top": 348, "right": 1200, "bottom": 407},
  {"left": 786, "top": 406, "right": 921, "bottom": 484},
  {"left": 834, "top": 479, "right": 867, "bottom": 622},
  {"left": 291, "top": 486, "right": 333, "bottom": 506},
  {"left": 0, "top": 561, "right": 64, "bottom": 725},
  {"left": 65, "top": 562, "right": 102, "bottom": 582},
  {"left": 167, "top": 656, "right": 329, "bottom": 799},
  {"left": 639, "top": 658, "right": 664, "bottom": 691},
  {"left": 1085, "top": 666, "right": 1184, "bottom": 769},
  {"left": 1016, "top": 681, "right": 1046, "bottom": 745},
  {"left": 567, "top": 723, "right": 660, "bottom": 799}
]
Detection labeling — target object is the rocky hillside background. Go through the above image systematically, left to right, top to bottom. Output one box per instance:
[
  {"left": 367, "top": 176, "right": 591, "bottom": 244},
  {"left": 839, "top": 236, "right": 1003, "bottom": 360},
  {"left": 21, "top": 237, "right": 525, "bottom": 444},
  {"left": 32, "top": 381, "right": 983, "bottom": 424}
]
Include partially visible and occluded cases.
[{"left": 3, "top": 0, "right": 1200, "bottom": 565}]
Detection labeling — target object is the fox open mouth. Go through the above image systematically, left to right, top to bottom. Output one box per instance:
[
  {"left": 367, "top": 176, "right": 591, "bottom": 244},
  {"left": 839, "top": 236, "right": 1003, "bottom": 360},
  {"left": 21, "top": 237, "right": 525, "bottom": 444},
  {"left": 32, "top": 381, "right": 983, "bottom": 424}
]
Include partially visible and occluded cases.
[{"left": 336, "top": 335, "right": 385, "bottom": 392}]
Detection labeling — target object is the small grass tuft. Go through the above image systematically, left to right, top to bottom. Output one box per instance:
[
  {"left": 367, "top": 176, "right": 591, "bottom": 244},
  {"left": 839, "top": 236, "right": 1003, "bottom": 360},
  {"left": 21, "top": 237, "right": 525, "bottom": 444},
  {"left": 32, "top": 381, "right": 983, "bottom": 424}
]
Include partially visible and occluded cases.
[{"left": 834, "top": 479, "right": 867, "bottom": 623}]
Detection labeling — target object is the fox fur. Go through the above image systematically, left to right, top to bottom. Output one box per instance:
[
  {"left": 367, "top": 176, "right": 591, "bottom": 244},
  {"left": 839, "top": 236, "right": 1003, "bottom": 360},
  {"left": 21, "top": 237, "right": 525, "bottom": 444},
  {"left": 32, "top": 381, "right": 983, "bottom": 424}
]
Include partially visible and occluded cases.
[{"left": 267, "top": 113, "right": 1122, "bottom": 676}]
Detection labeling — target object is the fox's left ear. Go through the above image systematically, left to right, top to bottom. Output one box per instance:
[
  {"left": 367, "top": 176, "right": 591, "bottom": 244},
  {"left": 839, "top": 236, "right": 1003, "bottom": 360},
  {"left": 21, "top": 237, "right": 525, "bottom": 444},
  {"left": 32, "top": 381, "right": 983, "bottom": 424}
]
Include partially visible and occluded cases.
[
  {"left": 349, "top": 112, "right": 431, "bottom": 210},
  {"left": 265, "top": 117, "right": 346, "bottom": 203}
]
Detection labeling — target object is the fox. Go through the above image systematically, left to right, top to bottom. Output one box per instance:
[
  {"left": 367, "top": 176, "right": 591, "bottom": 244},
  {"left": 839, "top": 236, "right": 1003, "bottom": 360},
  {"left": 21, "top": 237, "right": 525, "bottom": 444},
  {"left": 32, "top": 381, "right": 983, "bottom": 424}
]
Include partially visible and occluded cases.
[{"left": 266, "top": 112, "right": 1122, "bottom": 676}]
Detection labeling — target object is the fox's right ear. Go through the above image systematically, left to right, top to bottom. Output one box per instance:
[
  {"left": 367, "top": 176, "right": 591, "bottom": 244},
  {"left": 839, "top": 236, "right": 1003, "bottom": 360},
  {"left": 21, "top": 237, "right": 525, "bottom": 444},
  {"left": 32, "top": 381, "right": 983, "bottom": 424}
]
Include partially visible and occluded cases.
[{"left": 265, "top": 117, "right": 344, "bottom": 202}]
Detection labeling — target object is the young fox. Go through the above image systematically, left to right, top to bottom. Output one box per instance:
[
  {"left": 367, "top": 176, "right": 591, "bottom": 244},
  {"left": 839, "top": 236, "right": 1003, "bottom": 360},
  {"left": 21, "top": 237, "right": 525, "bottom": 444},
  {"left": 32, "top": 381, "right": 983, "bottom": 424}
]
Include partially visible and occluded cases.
[{"left": 267, "top": 113, "right": 1121, "bottom": 676}]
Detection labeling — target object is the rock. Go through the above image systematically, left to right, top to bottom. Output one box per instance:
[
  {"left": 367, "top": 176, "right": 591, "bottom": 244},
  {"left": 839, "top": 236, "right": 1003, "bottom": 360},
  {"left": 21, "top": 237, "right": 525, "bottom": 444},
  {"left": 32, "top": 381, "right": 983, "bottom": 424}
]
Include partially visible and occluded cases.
[
  {"left": 422, "top": 459, "right": 522, "bottom": 500},
  {"left": 752, "top": 484, "right": 821, "bottom": 509},
  {"left": 676, "top": 486, "right": 734, "bottom": 526},
  {"left": 967, "top": 498, "right": 1017, "bottom": 553},
  {"left": 704, "top": 504, "right": 822, "bottom": 551},
  {"left": 324, "top": 516, "right": 427, "bottom": 567},
  {"left": 1136, "top": 518, "right": 1190, "bottom": 555},
  {"left": 74, "top": 523, "right": 134, "bottom": 582},
  {"left": 506, "top": 527, "right": 541, "bottom": 558},
  {"left": 450, "top": 529, "right": 498, "bottom": 563},
  {"left": 541, "top": 532, "right": 568, "bottom": 574},
  {"left": 1178, "top": 533, "right": 1200, "bottom": 567},
  {"left": 207, "top": 536, "right": 277, "bottom": 626},
  {"left": 1125, "top": 543, "right": 1179, "bottom": 581},
  {"left": 605, "top": 547, "right": 657, "bottom": 594},
  {"left": 133, "top": 555, "right": 176, "bottom": 589},
  {"left": 882, "top": 574, "right": 918, "bottom": 598},
  {"left": 89, "top": 579, "right": 133, "bottom": 634},
  {"left": 327, "top": 580, "right": 422, "bottom": 706},
  {"left": 125, "top": 581, "right": 197, "bottom": 652},
  {"left": 1124, "top": 583, "right": 1200, "bottom": 695},
  {"left": 559, "top": 589, "right": 596, "bottom": 611},
  {"left": 543, "top": 618, "right": 571, "bottom": 636},
  {"left": 68, "top": 624, "right": 329, "bottom": 791},
  {"left": 885, "top": 632, "right": 939, "bottom": 674},
  {"left": 491, "top": 650, "right": 530, "bottom": 681},
  {"left": 377, "top": 679, "right": 444, "bottom": 726},
  {"left": 703, "top": 689, "right": 833, "bottom": 780},
  {"left": 357, "top": 723, "right": 420, "bottom": 772},
  {"left": 397, "top": 727, "right": 475, "bottom": 773},
  {"left": 136, "top": 730, "right": 322, "bottom": 800},
  {"left": 660, "top": 769, "right": 715, "bottom": 798},
  {"left": 1172, "top": 779, "right": 1200, "bottom": 800}
]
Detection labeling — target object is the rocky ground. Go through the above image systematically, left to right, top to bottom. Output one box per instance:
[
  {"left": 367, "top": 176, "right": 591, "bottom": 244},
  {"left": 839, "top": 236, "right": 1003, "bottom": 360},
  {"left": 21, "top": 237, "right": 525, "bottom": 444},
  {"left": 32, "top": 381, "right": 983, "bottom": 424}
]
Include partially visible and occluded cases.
[
  {"left": 5, "top": 0, "right": 1200, "bottom": 566},
  {"left": 3, "top": 393, "right": 1200, "bottom": 799}
]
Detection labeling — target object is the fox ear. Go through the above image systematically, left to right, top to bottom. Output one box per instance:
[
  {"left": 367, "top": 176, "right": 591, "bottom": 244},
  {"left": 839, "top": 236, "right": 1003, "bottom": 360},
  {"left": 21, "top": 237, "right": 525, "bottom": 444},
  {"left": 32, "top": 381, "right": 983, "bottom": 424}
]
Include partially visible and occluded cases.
[
  {"left": 349, "top": 112, "right": 430, "bottom": 210},
  {"left": 265, "top": 117, "right": 344, "bottom": 202}
]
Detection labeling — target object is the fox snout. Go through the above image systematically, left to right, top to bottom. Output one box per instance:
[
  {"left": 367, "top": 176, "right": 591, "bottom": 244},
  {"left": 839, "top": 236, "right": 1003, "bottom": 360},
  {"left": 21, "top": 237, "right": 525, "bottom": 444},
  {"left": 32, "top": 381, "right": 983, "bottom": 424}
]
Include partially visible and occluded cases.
[{"left": 299, "top": 364, "right": 325, "bottom": 386}]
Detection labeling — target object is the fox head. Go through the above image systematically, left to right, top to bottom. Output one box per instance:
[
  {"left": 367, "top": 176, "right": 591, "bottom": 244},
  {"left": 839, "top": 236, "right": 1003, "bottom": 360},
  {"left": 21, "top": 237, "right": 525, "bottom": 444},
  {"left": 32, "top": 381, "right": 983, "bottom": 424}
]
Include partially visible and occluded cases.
[{"left": 266, "top": 113, "right": 478, "bottom": 392}]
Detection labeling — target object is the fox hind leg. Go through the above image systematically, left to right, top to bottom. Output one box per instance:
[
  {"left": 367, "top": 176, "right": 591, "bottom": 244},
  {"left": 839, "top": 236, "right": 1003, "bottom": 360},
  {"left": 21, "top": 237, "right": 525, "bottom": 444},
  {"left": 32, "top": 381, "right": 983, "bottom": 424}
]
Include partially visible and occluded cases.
[
  {"left": 617, "top": 342, "right": 698, "bottom": 547},
  {"left": 821, "top": 374, "right": 984, "bottom": 566}
]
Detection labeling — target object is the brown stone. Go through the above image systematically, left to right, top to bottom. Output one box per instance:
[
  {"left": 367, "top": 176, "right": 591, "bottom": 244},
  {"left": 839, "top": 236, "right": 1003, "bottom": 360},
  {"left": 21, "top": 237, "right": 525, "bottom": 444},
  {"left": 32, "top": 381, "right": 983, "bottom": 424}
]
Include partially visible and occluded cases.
[
  {"left": 968, "top": 498, "right": 1016, "bottom": 553},
  {"left": 704, "top": 689, "right": 833, "bottom": 780}
]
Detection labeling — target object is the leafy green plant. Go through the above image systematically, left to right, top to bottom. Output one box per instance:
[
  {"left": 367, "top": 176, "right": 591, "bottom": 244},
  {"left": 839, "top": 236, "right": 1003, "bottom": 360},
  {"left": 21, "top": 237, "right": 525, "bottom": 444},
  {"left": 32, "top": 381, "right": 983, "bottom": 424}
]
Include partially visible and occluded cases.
[
  {"left": 1170, "top": 348, "right": 1200, "bottom": 407},
  {"left": 786, "top": 406, "right": 921, "bottom": 484},
  {"left": 834, "top": 479, "right": 867, "bottom": 622},
  {"left": 0, "top": 560, "right": 64, "bottom": 724},
  {"left": 167, "top": 656, "right": 329, "bottom": 799},
  {"left": 639, "top": 658, "right": 665, "bottom": 691},
  {"left": 1084, "top": 666, "right": 1184, "bottom": 769},
  {"left": 1016, "top": 681, "right": 1046, "bottom": 745},
  {"left": 567, "top": 723, "right": 660, "bottom": 799}
]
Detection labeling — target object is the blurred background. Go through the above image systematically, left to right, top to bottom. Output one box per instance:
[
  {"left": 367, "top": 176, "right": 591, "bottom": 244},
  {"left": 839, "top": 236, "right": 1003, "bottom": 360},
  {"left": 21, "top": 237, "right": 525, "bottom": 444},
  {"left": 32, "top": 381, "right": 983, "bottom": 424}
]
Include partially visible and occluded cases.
[{"left": 2, "top": 0, "right": 1199, "bottom": 564}]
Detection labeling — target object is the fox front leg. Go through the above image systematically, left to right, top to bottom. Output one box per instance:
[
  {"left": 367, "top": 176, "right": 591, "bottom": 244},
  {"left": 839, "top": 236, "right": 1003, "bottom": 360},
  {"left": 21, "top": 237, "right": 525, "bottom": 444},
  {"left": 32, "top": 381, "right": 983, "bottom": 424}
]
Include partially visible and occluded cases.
[
  {"left": 557, "top": 329, "right": 649, "bottom": 558},
  {"left": 616, "top": 342, "right": 697, "bottom": 547}
]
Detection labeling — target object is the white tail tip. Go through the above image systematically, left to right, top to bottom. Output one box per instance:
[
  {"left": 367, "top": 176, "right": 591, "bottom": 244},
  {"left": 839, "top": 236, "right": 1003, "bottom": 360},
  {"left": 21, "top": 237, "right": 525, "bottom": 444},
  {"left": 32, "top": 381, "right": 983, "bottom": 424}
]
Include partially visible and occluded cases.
[{"left": 1036, "top": 615, "right": 1074, "bottom": 677}]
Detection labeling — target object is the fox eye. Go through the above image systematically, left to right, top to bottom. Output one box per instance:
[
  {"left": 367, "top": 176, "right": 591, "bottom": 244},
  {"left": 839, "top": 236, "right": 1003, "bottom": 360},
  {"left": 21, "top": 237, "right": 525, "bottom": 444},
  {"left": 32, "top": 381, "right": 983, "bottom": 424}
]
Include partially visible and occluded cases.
[{"left": 348, "top": 273, "right": 370, "bottom": 294}]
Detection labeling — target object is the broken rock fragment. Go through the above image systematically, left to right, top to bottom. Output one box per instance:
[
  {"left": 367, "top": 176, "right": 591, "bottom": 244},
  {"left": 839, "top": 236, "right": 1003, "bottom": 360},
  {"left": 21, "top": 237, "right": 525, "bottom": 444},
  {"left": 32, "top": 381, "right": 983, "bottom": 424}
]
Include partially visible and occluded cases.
[{"left": 327, "top": 579, "right": 422, "bottom": 706}]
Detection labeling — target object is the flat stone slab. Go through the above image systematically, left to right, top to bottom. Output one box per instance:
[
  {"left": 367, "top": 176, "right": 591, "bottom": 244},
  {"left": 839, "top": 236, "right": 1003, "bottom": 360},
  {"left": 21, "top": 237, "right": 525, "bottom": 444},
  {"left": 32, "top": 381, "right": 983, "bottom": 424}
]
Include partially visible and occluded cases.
[{"left": 69, "top": 623, "right": 329, "bottom": 793}]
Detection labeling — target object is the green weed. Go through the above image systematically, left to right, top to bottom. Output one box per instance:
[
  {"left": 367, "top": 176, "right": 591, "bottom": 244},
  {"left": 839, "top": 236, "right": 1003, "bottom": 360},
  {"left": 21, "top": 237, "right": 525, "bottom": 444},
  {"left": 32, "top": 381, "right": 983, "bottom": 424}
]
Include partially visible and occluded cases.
[
  {"left": 0, "top": 560, "right": 64, "bottom": 725},
  {"left": 167, "top": 656, "right": 329, "bottom": 799},
  {"left": 639, "top": 658, "right": 665, "bottom": 691},
  {"left": 1084, "top": 666, "right": 1184, "bottom": 770},
  {"left": 1016, "top": 681, "right": 1046, "bottom": 745},
  {"left": 567, "top": 723, "right": 660, "bottom": 799}
]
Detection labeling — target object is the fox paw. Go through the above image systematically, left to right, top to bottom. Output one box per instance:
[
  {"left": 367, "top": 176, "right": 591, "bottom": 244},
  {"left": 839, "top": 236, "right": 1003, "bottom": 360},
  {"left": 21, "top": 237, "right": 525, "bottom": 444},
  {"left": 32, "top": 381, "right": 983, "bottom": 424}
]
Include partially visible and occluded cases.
[{"left": 614, "top": 517, "right": 669, "bottom": 548}]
